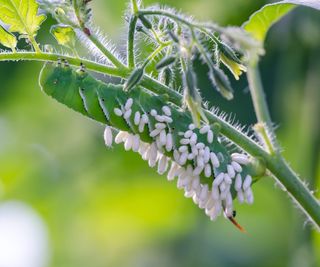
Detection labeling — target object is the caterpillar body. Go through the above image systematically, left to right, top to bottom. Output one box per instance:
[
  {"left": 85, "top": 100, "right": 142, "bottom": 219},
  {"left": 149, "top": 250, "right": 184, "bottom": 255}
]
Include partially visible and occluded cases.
[{"left": 39, "top": 61, "right": 257, "bottom": 226}]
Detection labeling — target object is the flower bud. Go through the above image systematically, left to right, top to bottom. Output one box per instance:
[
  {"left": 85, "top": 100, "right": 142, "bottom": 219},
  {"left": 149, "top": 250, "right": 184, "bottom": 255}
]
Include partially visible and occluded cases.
[
  {"left": 54, "top": 7, "right": 65, "bottom": 16},
  {"left": 50, "top": 24, "right": 76, "bottom": 50},
  {"left": 223, "top": 27, "right": 265, "bottom": 64},
  {"left": 218, "top": 42, "right": 247, "bottom": 80},
  {"left": 218, "top": 42, "right": 242, "bottom": 64},
  {"left": 220, "top": 54, "right": 247, "bottom": 81},
  {"left": 156, "top": 56, "right": 176, "bottom": 70},
  {"left": 183, "top": 65, "right": 208, "bottom": 126},
  {"left": 185, "top": 66, "right": 197, "bottom": 98},
  {"left": 124, "top": 67, "right": 144, "bottom": 91},
  {"left": 209, "top": 67, "right": 234, "bottom": 100},
  {"left": 160, "top": 68, "right": 172, "bottom": 86}
]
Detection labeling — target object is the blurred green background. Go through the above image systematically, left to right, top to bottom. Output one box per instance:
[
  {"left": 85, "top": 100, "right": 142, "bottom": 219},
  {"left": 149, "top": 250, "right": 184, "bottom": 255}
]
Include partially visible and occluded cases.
[{"left": 0, "top": 0, "right": 319, "bottom": 266}]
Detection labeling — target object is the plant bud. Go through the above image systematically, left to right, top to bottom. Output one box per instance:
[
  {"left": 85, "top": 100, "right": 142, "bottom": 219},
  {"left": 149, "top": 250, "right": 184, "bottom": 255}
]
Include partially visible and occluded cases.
[
  {"left": 54, "top": 7, "right": 65, "bottom": 16},
  {"left": 158, "top": 17, "right": 166, "bottom": 32},
  {"left": 50, "top": 24, "right": 77, "bottom": 50},
  {"left": 217, "top": 42, "right": 247, "bottom": 80},
  {"left": 218, "top": 42, "right": 242, "bottom": 64},
  {"left": 220, "top": 54, "right": 247, "bottom": 81},
  {"left": 156, "top": 56, "right": 176, "bottom": 70},
  {"left": 183, "top": 65, "right": 208, "bottom": 126},
  {"left": 185, "top": 66, "right": 197, "bottom": 98},
  {"left": 124, "top": 67, "right": 144, "bottom": 91},
  {"left": 209, "top": 67, "right": 234, "bottom": 100},
  {"left": 160, "top": 68, "right": 172, "bottom": 86}
]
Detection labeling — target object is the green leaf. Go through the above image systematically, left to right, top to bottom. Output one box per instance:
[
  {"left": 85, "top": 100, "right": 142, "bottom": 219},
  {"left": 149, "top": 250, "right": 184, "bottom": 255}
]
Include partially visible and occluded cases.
[
  {"left": 0, "top": 0, "right": 46, "bottom": 37},
  {"left": 243, "top": 0, "right": 320, "bottom": 42},
  {"left": 0, "top": 25, "right": 17, "bottom": 51},
  {"left": 50, "top": 25, "right": 77, "bottom": 50}
]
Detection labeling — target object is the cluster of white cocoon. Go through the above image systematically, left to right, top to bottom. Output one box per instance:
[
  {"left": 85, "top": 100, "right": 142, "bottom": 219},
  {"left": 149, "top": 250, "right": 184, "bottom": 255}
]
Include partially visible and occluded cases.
[{"left": 104, "top": 98, "right": 254, "bottom": 220}]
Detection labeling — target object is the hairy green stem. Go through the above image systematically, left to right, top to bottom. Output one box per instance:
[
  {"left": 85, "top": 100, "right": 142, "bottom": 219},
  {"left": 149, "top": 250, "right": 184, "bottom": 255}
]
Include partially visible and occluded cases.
[
  {"left": 71, "top": 0, "right": 126, "bottom": 70},
  {"left": 72, "top": 0, "right": 84, "bottom": 28},
  {"left": 131, "top": 0, "right": 139, "bottom": 14},
  {"left": 138, "top": 9, "right": 222, "bottom": 33},
  {"left": 139, "top": 9, "right": 193, "bottom": 27},
  {"left": 128, "top": 15, "right": 138, "bottom": 69},
  {"left": 151, "top": 29, "right": 166, "bottom": 45},
  {"left": 191, "top": 29, "right": 214, "bottom": 69},
  {"left": 86, "top": 33, "right": 126, "bottom": 70},
  {"left": 29, "top": 35, "right": 41, "bottom": 53},
  {"left": 142, "top": 42, "right": 170, "bottom": 68},
  {"left": 0, "top": 51, "right": 319, "bottom": 229},
  {"left": 0, "top": 52, "right": 124, "bottom": 77},
  {"left": 246, "top": 62, "right": 320, "bottom": 228},
  {"left": 247, "top": 63, "right": 279, "bottom": 153},
  {"left": 247, "top": 64, "right": 273, "bottom": 128},
  {"left": 143, "top": 76, "right": 320, "bottom": 229},
  {"left": 253, "top": 123, "right": 275, "bottom": 154},
  {"left": 268, "top": 157, "right": 320, "bottom": 230}
]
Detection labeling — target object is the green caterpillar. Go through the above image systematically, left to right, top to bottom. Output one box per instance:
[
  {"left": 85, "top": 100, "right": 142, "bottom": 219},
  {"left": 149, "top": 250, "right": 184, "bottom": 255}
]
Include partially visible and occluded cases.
[{"left": 39, "top": 60, "right": 259, "bottom": 226}]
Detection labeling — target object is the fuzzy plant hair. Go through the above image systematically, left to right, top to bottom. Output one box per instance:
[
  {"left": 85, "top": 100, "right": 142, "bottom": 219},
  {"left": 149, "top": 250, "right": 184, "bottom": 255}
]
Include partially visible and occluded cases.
[{"left": 0, "top": 0, "right": 319, "bottom": 231}]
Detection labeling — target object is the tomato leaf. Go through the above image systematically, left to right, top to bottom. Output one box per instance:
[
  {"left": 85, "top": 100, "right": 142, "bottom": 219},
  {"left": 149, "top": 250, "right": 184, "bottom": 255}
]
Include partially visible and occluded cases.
[
  {"left": 0, "top": 0, "right": 46, "bottom": 37},
  {"left": 243, "top": 0, "right": 320, "bottom": 42},
  {"left": 0, "top": 25, "right": 17, "bottom": 51},
  {"left": 50, "top": 25, "right": 77, "bottom": 50}
]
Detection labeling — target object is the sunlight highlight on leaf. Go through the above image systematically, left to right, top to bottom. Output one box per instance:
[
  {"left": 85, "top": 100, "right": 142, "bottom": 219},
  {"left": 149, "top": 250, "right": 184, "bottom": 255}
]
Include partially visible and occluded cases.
[
  {"left": 0, "top": 0, "right": 46, "bottom": 37},
  {"left": 243, "top": 0, "right": 320, "bottom": 42},
  {"left": 0, "top": 26, "right": 17, "bottom": 51}
]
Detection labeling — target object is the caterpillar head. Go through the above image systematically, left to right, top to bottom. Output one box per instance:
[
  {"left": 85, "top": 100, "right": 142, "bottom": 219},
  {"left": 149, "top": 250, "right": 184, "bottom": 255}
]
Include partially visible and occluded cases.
[{"left": 39, "top": 62, "right": 87, "bottom": 116}]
